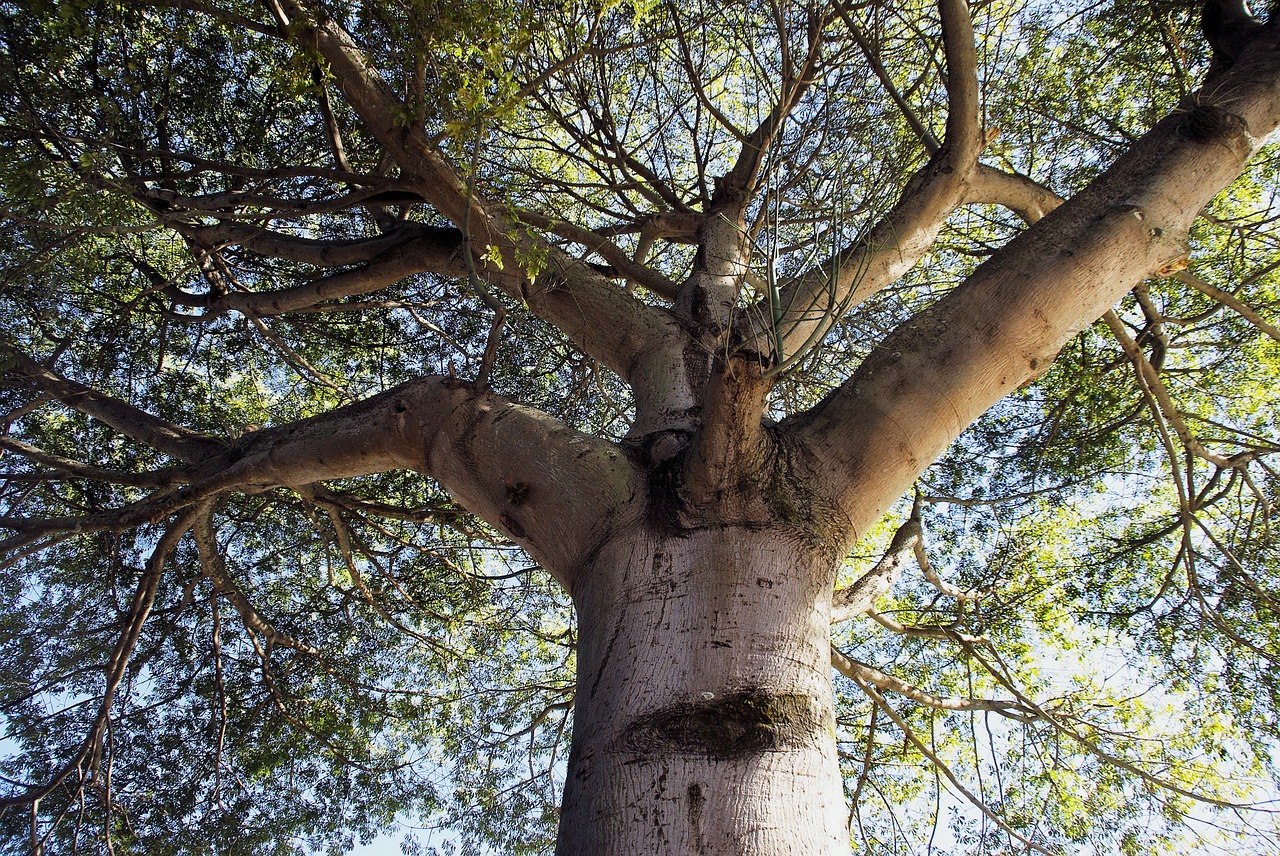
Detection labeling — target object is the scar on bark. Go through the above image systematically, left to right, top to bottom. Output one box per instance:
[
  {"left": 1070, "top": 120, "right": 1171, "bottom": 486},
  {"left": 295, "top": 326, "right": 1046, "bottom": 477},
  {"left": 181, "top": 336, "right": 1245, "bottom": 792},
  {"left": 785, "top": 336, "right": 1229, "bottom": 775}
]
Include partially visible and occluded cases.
[
  {"left": 1180, "top": 103, "right": 1247, "bottom": 143},
  {"left": 504, "top": 479, "right": 530, "bottom": 504},
  {"left": 622, "top": 686, "right": 817, "bottom": 760},
  {"left": 687, "top": 783, "right": 706, "bottom": 853}
]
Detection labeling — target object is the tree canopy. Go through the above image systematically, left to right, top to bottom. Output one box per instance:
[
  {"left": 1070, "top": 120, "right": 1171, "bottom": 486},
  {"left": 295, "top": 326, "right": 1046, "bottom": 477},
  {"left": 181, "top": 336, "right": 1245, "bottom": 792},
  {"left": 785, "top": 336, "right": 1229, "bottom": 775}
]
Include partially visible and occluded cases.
[{"left": 1, "top": 0, "right": 1279, "bottom": 853}]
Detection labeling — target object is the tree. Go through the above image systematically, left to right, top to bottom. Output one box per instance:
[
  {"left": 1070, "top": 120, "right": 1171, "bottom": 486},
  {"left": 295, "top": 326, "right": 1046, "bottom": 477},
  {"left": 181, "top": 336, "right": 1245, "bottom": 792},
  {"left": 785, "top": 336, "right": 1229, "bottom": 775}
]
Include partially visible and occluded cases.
[{"left": 1, "top": 0, "right": 1278, "bottom": 852}]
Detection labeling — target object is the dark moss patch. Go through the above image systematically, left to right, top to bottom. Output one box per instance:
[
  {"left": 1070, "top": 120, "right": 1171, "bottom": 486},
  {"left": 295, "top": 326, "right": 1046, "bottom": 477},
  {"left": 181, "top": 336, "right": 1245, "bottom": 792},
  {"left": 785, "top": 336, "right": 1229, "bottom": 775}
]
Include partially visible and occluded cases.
[
  {"left": 1181, "top": 104, "right": 1245, "bottom": 143},
  {"left": 752, "top": 428, "right": 847, "bottom": 547},
  {"left": 504, "top": 479, "right": 530, "bottom": 505},
  {"left": 622, "top": 686, "right": 816, "bottom": 760}
]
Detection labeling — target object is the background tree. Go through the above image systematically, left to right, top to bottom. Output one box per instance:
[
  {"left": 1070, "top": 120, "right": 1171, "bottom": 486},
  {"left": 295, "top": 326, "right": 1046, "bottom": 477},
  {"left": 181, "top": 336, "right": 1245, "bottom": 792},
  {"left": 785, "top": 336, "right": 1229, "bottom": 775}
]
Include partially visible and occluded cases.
[{"left": 1, "top": 0, "right": 1279, "bottom": 853}]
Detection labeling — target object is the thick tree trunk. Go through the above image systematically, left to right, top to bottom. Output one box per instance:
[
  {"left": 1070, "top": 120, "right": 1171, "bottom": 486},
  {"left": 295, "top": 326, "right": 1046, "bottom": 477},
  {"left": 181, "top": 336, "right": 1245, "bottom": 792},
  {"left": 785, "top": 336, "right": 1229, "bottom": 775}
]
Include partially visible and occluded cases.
[{"left": 556, "top": 527, "right": 848, "bottom": 855}]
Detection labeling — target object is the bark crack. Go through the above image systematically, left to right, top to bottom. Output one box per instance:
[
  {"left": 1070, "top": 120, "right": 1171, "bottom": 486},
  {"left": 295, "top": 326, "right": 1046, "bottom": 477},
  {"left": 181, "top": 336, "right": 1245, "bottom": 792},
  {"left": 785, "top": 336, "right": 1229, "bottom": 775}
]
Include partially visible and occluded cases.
[{"left": 687, "top": 783, "right": 706, "bottom": 855}]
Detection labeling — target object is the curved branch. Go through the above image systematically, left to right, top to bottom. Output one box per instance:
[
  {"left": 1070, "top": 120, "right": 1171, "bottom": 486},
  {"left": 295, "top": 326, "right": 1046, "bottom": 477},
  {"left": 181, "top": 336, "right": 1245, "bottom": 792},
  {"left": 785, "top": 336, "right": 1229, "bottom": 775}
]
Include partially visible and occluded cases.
[
  {"left": 275, "top": 0, "right": 683, "bottom": 388},
  {"left": 745, "top": 0, "right": 983, "bottom": 363},
  {"left": 791, "top": 45, "right": 1280, "bottom": 539},
  {"left": 965, "top": 163, "right": 1063, "bottom": 223},
  {"left": 185, "top": 221, "right": 459, "bottom": 269},
  {"left": 204, "top": 234, "right": 465, "bottom": 317},
  {"left": 2, "top": 348, "right": 219, "bottom": 463},
  {"left": 2, "top": 377, "right": 644, "bottom": 588},
  {"left": 193, "top": 506, "right": 320, "bottom": 656},
  {"left": 0, "top": 507, "right": 198, "bottom": 809},
  {"left": 832, "top": 514, "right": 921, "bottom": 622},
  {"left": 867, "top": 609, "right": 989, "bottom": 645},
  {"left": 831, "top": 646, "right": 1031, "bottom": 718}
]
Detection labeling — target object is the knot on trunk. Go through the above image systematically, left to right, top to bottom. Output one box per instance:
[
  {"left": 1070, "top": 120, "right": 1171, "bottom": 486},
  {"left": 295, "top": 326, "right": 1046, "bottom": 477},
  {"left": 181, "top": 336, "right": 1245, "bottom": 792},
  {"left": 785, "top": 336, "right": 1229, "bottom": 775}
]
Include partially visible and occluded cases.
[{"left": 622, "top": 686, "right": 817, "bottom": 760}]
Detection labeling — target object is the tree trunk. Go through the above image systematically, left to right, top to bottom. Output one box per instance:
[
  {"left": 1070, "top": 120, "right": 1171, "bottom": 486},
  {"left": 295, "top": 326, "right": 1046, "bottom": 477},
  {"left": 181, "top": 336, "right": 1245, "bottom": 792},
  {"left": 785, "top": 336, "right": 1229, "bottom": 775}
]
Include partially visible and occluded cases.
[{"left": 556, "top": 527, "right": 848, "bottom": 856}]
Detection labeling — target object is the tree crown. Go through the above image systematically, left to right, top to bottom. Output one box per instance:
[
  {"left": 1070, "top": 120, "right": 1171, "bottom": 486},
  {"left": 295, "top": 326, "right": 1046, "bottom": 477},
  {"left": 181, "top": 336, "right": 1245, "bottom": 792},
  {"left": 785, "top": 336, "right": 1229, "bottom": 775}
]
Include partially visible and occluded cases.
[{"left": 2, "top": 0, "right": 1279, "bottom": 852}]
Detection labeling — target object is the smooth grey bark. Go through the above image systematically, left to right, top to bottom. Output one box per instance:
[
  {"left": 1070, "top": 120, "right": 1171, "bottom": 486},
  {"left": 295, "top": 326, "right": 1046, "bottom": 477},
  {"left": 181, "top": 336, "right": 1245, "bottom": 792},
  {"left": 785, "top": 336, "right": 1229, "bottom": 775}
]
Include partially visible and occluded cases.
[{"left": 558, "top": 527, "right": 848, "bottom": 856}]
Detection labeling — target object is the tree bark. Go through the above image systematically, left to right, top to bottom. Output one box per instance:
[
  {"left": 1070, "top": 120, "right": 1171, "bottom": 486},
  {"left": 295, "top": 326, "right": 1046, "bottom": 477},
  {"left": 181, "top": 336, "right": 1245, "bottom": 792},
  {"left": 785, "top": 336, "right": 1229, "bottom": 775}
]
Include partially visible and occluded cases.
[
  {"left": 795, "top": 34, "right": 1280, "bottom": 541},
  {"left": 557, "top": 526, "right": 848, "bottom": 856}
]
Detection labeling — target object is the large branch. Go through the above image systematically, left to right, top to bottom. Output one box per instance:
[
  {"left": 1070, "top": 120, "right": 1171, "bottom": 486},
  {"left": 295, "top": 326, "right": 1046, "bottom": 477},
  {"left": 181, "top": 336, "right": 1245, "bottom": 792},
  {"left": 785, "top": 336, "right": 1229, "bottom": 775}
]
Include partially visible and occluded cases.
[
  {"left": 274, "top": 0, "right": 683, "bottom": 390},
  {"left": 745, "top": 0, "right": 982, "bottom": 362},
  {"left": 791, "top": 37, "right": 1280, "bottom": 540},
  {"left": 971, "top": 164, "right": 1280, "bottom": 344},
  {"left": 184, "top": 220, "right": 458, "bottom": 269},
  {"left": 1, "top": 378, "right": 642, "bottom": 587},
  {"left": 0, "top": 384, "right": 425, "bottom": 551},
  {"left": 413, "top": 384, "right": 644, "bottom": 586}
]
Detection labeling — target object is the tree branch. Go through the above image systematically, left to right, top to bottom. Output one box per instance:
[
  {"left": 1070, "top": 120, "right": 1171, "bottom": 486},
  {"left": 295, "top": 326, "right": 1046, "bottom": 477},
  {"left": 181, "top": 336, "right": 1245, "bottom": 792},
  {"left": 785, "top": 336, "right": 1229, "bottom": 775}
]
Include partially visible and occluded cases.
[
  {"left": 275, "top": 0, "right": 683, "bottom": 390},
  {"left": 744, "top": 0, "right": 983, "bottom": 365},
  {"left": 937, "top": 0, "right": 982, "bottom": 167},
  {"left": 837, "top": 1, "right": 938, "bottom": 153},
  {"left": 677, "top": 9, "right": 827, "bottom": 341},
  {"left": 791, "top": 44, "right": 1280, "bottom": 540},
  {"left": 965, "top": 163, "right": 1063, "bottom": 223},
  {"left": 972, "top": 165, "right": 1280, "bottom": 349},
  {"left": 516, "top": 210, "right": 679, "bottom": 299},
  {"left": 184, "top": 220, "right": 460, "bottom": 269},
  {"left": 1177, "top": 269, "right": 1280, "bottom": 343},
  {"left": 2, "top": 348, "right": 219, "bottom": 464},
  {"left": 2, "top": 377, "right": 643, "bottom": 588},
  {"left": 0, "top": 436, "right": 186, "bottom": 487},
  {"left": 193, "top": 505, "right": 320, "bottom": 656},
  {"left": 0, "top": 507, "right": 198, "bottom": 809},
  {"left": 831, "top": 513, "right": 921, "bottom": 623},
  {"left": 867, "top": 609, "right": 989, "bottom": 645},
  {"left": 966, "top": 640, "right": 1262, "bottom": 811},
  {"left": 831, "top": 646, "right": 1031, "bottom": 718},
  {"left": 843, "top": 665, "right": 1057, "bottom": 855}
]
